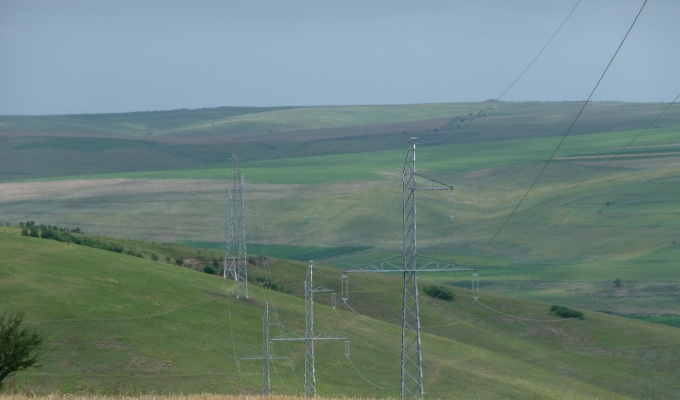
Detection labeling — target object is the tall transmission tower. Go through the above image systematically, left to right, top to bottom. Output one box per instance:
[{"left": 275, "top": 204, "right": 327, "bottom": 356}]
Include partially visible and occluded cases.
[
  {"left": 343, "top": 138, "right": 475, "bottom": 400},
  {"left": 223, "top": 143, "right": 248, "bottom": 298},
  {"left": 273, "top": 261, "right": 348, "bottom": 397},
  {"left": 239, "top": 303, "right": 290, "bottom": 395}
]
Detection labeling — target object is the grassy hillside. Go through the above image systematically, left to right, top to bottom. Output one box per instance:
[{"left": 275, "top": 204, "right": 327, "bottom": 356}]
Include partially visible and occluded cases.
[
  {"left": 2, "top": 101, "right": 680, "bottom": 340},
  {"left": 2, "top": 102, "right": 680, "bottom": 182},
  {"left": 2, "top": 227, "right": 680, "bottom": 398}
]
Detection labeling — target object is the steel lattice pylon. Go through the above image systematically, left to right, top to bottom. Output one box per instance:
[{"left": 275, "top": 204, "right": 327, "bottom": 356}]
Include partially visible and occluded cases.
[
  {"left": 344, "top": 138, "right": 476, "bottom": 400},
  {"left": 401, "top": 139, "right": 422, "bottom": 398},
  {"left": 223, "top": 144, "right": 248, "bottom": 298},
  {"left": 273, "top": 261, "right": 347, "bottom": 397},
  {"left": 239, "top": 303, "right": 289, "bottom": 395}
]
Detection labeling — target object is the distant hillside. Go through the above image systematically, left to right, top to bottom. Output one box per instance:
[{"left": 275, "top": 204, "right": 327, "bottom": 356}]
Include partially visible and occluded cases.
[
  {"left": 2, "top": 102, "right": 679, "bottom": 182},
  {"left": 0, "top": 106, "right": 297, "bottom": 136},
  {"left": 1, "top": 226, "right": 679, "bottom": 398}
]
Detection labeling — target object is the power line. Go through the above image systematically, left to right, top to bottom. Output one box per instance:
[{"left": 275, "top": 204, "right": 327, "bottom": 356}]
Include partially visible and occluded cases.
[
  {"left": 420, "top": 0, "right": 582, "bottom": 147},
  {"left": 423, "top": 0, "right": 583, "bottom": 252},
  {"left": 471, "top": 0, "right": 649, "bottom": 266},
  {"left": 496, "top": 0, "right": 583, "bottom": 102},
  {"left": 493, "top": 93, "right": 680, "bottom": 230},
  {"left": 568, "top": 93, "right": 680, "bottom": 190},
  {"left": 345, "top": 354, "right": 396, "bottom": 390}
]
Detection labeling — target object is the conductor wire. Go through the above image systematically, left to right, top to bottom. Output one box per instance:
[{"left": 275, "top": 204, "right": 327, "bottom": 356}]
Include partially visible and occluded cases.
[
  {"left": 420, "top": 0, "right": 583, "bottom": 146},
  {"left": 471, "top": 0, "right": 649, "bottom": 266}
]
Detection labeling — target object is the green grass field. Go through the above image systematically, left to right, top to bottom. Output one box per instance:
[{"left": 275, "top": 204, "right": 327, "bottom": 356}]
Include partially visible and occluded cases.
[
  {"left": 2, "top": 101, "right": 680, "bottom": 368},
  {"left": 17, "top": 125, "right": 680, "bottom": 185},
  {"left": 2, "top": 227, "right": 680, "bottom": 398}
]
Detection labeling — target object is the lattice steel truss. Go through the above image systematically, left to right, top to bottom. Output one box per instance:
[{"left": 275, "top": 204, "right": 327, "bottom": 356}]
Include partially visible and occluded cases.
[
  {"left": 344, "top": 138, "right": 476, "bottom": 400},
  {"left": 223, "top": 144, "right": 248, "bottom": 298},
  {"left": 273, "top": 261, "right": 347, "bottom": 397},
  {"left": 239, "top": 303, "right": 290, "bottom": 395}
]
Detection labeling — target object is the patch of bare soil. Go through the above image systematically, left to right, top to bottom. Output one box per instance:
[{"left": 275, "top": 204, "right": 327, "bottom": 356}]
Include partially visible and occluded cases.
[
  {"left": 569, "top": 156, "right": 680, "bottom": 170},
  {"left": 182, "top": 257, "right": 206, "bottom": 270},
  {"left": 238, "top": 297, "right": 263, "bottom": 307},
  {"left": 526, "top": 325, "right": 596, "bottom": 347},
  {"left": 94, "top": 339, "right": 127, "bottom": 350},
  {"left": 123, "top": 354, "right": 170, "bottom": 373}
]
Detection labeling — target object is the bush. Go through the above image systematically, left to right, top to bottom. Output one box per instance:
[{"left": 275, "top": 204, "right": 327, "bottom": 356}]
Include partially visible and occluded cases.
[
  {"left": 125, "top": 249, "right": 143, "bottom": 258},
  {"left": 151, "top": 253, "right": 159, "bottom": 261},
  {"left": 165, "top": 255, "right": 172, "bottom": 263},
  {"left": 175, "top": 257, "right": 184, "bottom": 266},
  {"left": 202, "top": 264, "right": 217, "bottom": 275},
  {"left": 255, "top": 276, "right": 280, "bottom": 291},
  {"left": 613, "top": 279, "right": 622, "bottom": 287},
  {"left": 423, "top": 285, "right": 455, "bottom": 302},
  {"left": 549, "top": 305, "right": 584, "bottom": 319},
  {"left": 0, "top": 312, "right": 44, "bottom": 389}
]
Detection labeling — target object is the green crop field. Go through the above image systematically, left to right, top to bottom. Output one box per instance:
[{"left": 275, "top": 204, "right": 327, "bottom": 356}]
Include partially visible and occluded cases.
[{"left": 2, "top": 226, "right": 680, "bottom": 398}]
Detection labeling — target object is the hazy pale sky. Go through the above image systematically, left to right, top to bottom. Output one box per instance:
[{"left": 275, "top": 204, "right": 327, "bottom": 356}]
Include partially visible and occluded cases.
[{"left": 1, "top": 0, "right": 678, "bottom": 115}]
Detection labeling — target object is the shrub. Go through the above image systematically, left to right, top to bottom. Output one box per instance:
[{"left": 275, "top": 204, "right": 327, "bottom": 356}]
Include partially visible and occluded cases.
[
  {"left": 129, "top": 250, "right": 143, "bottom": 258},
  {"left": 151, "top": 253, "right": 159, "bottom": 261},
  {"left": 165, "top": 255, "right": 172, "bottom": 263},
  {"left": 175, "top": 257, "right": 184, "bottom": 266},
  {"left": 202, "top": 264, "right": 217, "bottom": 275},
  {"left": 255, "top": 277, "right": 280, "bottom": 291},
  {"left": 613, "top": 279, "right": 622, "bottom": 287},
  {"left": 423, "top": 285, "right": 455, "bottom": 302},
  {"left": 549, "top": 305, "right": 584, "bottom": 319},
  {"left": 0, "top": 312, "right": 44, "bottom": 389}
]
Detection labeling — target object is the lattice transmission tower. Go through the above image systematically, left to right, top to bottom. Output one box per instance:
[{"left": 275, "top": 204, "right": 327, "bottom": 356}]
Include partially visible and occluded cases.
[
  {"left": 344, "top": 138, "right": 476, "bottom": 400},
  {"left": 223, "top": 144, "right": 248, "bottom": 298},
  {"left": 273, "top": 261, "right": 348, "bottom": 397},
  {"left": 239, "top": 303, "right": 290, "bottom": 395}
]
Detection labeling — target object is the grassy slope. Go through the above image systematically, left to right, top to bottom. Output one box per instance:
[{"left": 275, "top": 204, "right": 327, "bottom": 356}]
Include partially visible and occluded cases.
[
  {"left": 2, "top": 101, "right": 680, "bottom": 329},
  {"left": 3, "top": 102, "right": 680, "bottom": 182},
  {"left": 0, "top": 104, "right": 480, "bottom": 137},
  {"left": 0, "top": 107, "right": 297, "bottom": 136},
  {"left": 36, "top": 125, "right": 680, "bottom": 184},
  {"left": 2, "top": 227, "right": 680, "bottom": 398}
]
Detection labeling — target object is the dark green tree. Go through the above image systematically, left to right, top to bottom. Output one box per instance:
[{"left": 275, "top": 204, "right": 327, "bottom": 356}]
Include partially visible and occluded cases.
[
  {"left": 202, "top": 264, "right": 217, "bottom": 275},
  {"left": 423, "top": 285, "right": 455, "bottom": 302},
  {"left": 0, "top": 312, "right": 44, "bottom": 389}
]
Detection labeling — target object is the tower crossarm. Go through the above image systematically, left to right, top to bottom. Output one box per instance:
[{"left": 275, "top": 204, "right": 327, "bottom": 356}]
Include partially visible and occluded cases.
[
  {"left": 413, "top": 173, "right": 454, "bottom": 191},
  {"left": 342, "top": 255, "right": 402, "bottom": 273},
  {"left": 344, "top": 255, "right": 475, "bottom": 274},
  {"left": 311, "top": 284, "right": 335, "bottom": 293},
  {"left": 272, "top": 330, "right": 347, "bottom": 341},
  {"left": 239, "top": 354, "right": 290, "bottom": 361}
]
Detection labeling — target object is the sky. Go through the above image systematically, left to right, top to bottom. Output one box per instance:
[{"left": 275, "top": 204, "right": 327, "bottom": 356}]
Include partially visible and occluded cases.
[{"left": 0, "top": 0, "right": 678, "bottom": 115}]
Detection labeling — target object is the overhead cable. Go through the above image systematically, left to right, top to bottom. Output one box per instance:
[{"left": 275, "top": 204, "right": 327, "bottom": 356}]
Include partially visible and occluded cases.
[
  {"left": 420, "top": 0, "right": 583, "bottom": 146},
  {"left": 471, "top": 0, "right": 649, "bottom": 265}
]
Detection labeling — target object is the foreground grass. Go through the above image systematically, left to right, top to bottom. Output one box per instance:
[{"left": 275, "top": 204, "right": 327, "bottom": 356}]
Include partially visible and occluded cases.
[
  {"left": 2, "top": 229, "right": 680, "bottom": 398},
  {"left": 0, "top": 396, "right": 379, "bottom": 400}
]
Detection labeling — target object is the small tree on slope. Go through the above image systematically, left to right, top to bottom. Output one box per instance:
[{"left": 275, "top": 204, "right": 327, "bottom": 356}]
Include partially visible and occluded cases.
[{"left": 0, "top": 312, "right": 44, "bottom": 389}]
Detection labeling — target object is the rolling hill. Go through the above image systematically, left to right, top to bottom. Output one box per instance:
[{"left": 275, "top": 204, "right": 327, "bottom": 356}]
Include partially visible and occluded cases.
[
  {"left": 2, "top": 101, "right": 680, "bottom": 367},
  {"left": 1, "top": 226, "right": 680, "bottom": 398}
]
